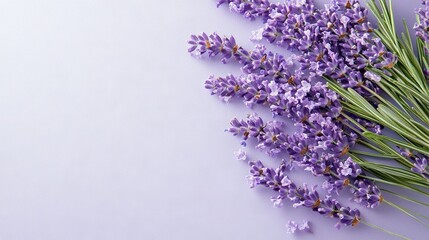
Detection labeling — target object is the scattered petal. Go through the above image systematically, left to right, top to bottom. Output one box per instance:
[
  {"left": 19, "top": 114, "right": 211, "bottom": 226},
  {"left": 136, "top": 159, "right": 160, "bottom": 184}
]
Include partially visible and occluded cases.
[
  {"left": 250, "top": 28, "right": 264, "bottom": 41},
  {"left": 234, "top": 148, "right": 247, "bottom": 161},
  {"left": 286, "top": 221, "right": 298, "bottom": 234}
]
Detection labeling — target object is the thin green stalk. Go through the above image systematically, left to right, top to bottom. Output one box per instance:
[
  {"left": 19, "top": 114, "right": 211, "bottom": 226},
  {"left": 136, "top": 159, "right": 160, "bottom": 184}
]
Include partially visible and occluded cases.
[
  {"left": 364, "top": 131, "right": 429, "bottom": 156},
  {"left": 350, "top": 150, "right": 396, "bottom": 158},
  {"left": 359, "top": 174, "right": 429, "bottom": 198},
  {"left": 381, "top": 188, "right": 429, "bottom": 208},
  {"left": 384, "top": 199, "right": 429, "bottom": 228},
  {"left": 361, "top": 220, "right": 410, "bottom": 240}
]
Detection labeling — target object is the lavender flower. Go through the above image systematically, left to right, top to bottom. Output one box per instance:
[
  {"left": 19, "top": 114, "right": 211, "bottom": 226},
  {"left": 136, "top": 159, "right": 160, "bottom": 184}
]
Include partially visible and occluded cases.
[
  {"left": 188, "top": 0, "right": 396, "bottom": 216},
  {"left": 218, "top": 0, "right": 397, "bottom": 95},
  {"left": 219, "top": 0, "right": 272, "bottom": 21},
  {"left": 415, "top": 0, "right": 429, "bottom": 78},
  {"left": 415, "top": 1, "right": 429, "bottom": 45},
  {"left": 186, "top": 3, "right": 429, "bottom": 238},
  {"left": 188, "top": 33, "right": 243, "bottom": 64},
  {"left": 190, "top": 33, "right": 382, "bottom": 208},
  {"left": 364, "top": 71, "right": 381, "bottom": 82},
  {"left": 204, "top": 74, "right": 246, "bottom": 102},
  {"left": 228, "top": 113, "right": 266, "bottom": 141},
  {"left": 227, "top": 114, "right": 381, "bottom": 208},
  {"left": 399, "top": 148, "right": 429, "bottom": 179},
  {"left": 339, "top": 157, "right": 362, "bottom": 178},
  {"left": 412, "top": 157, "right": 428, "bottom": 176},
  {"left": 248, "top": 160, "right": 362, "bottom": 229},
  {"left": 352, "top": 179, "right": 384, "bottom": 208},
  {"left": 336, "top": 207, "right": 361, "bottom": 229}
]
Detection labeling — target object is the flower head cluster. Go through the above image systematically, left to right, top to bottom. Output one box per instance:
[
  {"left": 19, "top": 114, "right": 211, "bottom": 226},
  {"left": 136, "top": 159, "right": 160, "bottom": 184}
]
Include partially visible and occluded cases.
[
  {"left": 186, "top": 0, "right": 406, "bottom": 231},
  {"left": 188, "top": 0, "right": 429, "bottom": 236},
  {"left": 217, "top": 0, "right": 272, "bottom": 21},
  {"left": 218, "top": 0, "right": 397, "bottom": 96},
  {"left": 415, "top": 0, "right": 429, "bottom": 78},
  {"left": 415, "top": 1, "right": 429, "bottom": 45},
  {"left": 189, "top": 32, "right": 382, "bottom": 208},
  {"left": 188, "top": 33, "right": 242, "bottom": 63},
  {"left": 192, "top": 33, "right": 342, "bottom": 118},
  {"left": 228, "top": 113, "right": 381, "bottom": 208},
  {"left": 229, "top": 114, "right": 287, "bottom": 156},
  {"left": 400, "top": 148, "right": 429, "bottom": 180},
  {"left": 412, "top": 157, "right": 429, "bottom": 179},
  {"left": 247, "top": 160, "right": 362, "bottom": 229},
  {"left": 351, "top": 179, "right": 384, "bottom": 208}
]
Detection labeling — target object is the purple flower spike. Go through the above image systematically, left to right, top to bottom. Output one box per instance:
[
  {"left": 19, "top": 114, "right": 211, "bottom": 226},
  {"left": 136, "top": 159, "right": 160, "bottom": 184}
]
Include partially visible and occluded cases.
[
  {"left": 188, "top": 0, "right": 400, "bottom": 214},
  {"left": 217, "top": 0, "right": 274, "bottom": 21},
  {"left": 217, "top": 0, "right": 396, "bottom": 96},
  {"left": 415, "top": 0, "right": 429, "bottom": 51},
  {"left": 190, "top": 33, "right": 382, "bottom": 209},
  {"left": 205, "top": 74, "right": 246, "bottom": 102},
  {"left": 227, "top": 111, "right": 383, "bottom": 208},
  {"left": 228, "top": 113, "right": 265, "bottom": 140},
  {"left": 228, "top": 114, "right": 288, "bottom": 156},
  {"left": 399, "top": 148, "right": 429, "bottom": 179},
  {"left": 411, "top": 156, "right": 429, "bottom": 179},
  {"left": 338, "top": 157, "right": 362, "bottom": 178},
  {"left": 412, "top": 157, "right": 428, "bottom": 175},
  {"left": 247, "top": 160, "right": 362, "bottom": 229},
  {"left": 351, "top": 179, "right": 384, "bottom": 208},
  {"left": 338, "top": 207, "right": 361, "bottom": 228}
]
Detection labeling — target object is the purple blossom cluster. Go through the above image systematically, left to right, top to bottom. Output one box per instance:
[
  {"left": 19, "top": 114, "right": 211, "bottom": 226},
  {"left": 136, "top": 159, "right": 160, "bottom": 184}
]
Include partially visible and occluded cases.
[
  {"left": 187, "top": 0, "right": 396, "bottom": 231},
  {"left": 217, "top": 0, "right": 272, "bottom": 20},
  {"left": 218, "top": 0, "right": 397, "bottom": 95},
  {"left": 416, "top": 0, "right": 429, "bottom": 78},
  {"left": 415, "top": 1, "right": 429, "bottom": 46},
  {"left": 188, "top": 32, "right": 383, "bottom": 207},
  {"left": 191, "top": 34, "right": 342, "bottom": 119},
  {"left": 228, "top": 113, "right": 383, "bottom": 208},
  {"left": 229, "top": 114, "right": 287, "bottom": 156},
  {"left": 400, "top": 148, "right": 429, "bottom": 180},
  {"left": 247, "top": 160, "right": 361, "bottom": 229}
]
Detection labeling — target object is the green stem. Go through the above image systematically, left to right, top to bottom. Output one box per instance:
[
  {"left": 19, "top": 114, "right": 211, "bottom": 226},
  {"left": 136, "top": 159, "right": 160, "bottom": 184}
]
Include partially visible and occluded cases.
[
  {"left": 384, "top": 199, "right": 429, "bottom": 228},
  {"left": 361, "top": 220, "right": 410, "bottom": 240}
]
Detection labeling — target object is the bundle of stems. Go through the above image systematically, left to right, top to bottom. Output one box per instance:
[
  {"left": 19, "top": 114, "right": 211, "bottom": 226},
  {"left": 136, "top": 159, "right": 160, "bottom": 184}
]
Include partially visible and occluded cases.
[{"left": 327, "top": 0, "right": 429, "bottom": 205}]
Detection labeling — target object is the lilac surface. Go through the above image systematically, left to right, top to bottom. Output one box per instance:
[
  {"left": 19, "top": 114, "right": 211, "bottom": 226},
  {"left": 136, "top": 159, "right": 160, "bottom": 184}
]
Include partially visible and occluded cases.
[{"left": 0, "top": 0, "right": 427, "bottom": 239}]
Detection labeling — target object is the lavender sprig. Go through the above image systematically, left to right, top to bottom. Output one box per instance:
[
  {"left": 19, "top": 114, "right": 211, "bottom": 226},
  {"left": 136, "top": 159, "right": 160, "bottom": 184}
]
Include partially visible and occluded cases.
[
  {"left": 217, "top": 0, "right": 272, "bottom": 20},
  {"left": 218, "top": 0, "right": 397, "bottom": 96},
  {"left": 415, "top": 1, "right": 429, "bottom": 47},
  {"left": 189, "top": 32, "right": 384, "bottom": 208},
  {"left": 229, "top": 113, "right": 384, "bottom": 208},
  {"left": 399, "top": 148, "right": 429, "bottom": 180},
  {"left": 247, "top": 160, "right": 362, "bottom": 229}
]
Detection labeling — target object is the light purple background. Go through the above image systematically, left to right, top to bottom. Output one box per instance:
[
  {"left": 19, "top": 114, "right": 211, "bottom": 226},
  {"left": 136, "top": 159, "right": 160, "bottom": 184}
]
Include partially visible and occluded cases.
[{"left": 0, "top": 0, "right": 427, "bottom": 239}]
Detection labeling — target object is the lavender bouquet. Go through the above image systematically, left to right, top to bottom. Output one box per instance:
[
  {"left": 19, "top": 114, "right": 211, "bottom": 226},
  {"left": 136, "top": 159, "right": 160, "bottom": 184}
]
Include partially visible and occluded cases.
[{"left": 188, "top": 0, "right": 429, "bottom": 239}]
